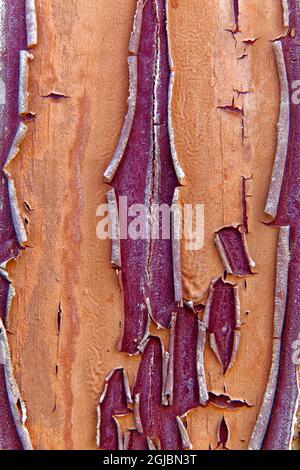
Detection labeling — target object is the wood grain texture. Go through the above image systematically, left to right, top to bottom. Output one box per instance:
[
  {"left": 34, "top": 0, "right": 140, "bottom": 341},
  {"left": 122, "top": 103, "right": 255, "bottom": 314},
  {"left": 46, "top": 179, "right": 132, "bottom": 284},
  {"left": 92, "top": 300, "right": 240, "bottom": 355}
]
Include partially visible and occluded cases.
[{"left": 6, "top": 0, "right": 296, "bottom": 450}]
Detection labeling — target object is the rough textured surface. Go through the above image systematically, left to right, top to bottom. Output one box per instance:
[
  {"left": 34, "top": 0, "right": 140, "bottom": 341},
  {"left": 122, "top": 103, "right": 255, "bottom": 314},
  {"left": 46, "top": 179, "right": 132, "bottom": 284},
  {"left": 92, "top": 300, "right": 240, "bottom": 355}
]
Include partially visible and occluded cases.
[{"left": 7, "top": 0, "right": 298, "bottom": 450}]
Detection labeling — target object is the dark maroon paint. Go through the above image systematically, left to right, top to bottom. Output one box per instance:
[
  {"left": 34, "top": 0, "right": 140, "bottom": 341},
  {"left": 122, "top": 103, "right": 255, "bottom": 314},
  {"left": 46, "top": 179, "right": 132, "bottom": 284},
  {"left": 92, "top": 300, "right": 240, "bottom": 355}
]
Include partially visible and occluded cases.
[
  {"left": 112, "top": 0, "right": 178, "bottom": 354},
  {"left": 233, "top": 0, "right": 239, "bottom": 32},
  {"left": 216, "top": 227, "right": 252, "bottom": 276},
  {"left": 263, "top": 230, "right": 300, "bottom": 449},
  {"left": 0, "top": 275, "right": 10, "bottom": 323},
  {"left": 207, "top": 279, "right": 236, "bottom": 373},
  {"left": 169, "top": 307, "right": 200, "bottom": 415},
  {"left": 131, "top": 309, "right": 201, "bottom": 450},
  {"left": 98, "top": 369, "right": 131, "bottom": 451},
  {"left": 208, "top": 392, "right": 251, "bottom": 410},
  {"left": 217, "top": 417, "right": 229, "bottom": 449},
  {"left": 125, "top": 430, "right": 149, "bottom": 450}
]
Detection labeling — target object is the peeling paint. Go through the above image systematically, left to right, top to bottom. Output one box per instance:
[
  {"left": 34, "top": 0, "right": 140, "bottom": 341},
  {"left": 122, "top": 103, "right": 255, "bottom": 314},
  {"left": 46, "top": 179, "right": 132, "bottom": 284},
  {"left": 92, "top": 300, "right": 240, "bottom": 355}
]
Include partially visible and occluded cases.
[{"left": 25, "top": 0, "right": 37, "bottom": 48}]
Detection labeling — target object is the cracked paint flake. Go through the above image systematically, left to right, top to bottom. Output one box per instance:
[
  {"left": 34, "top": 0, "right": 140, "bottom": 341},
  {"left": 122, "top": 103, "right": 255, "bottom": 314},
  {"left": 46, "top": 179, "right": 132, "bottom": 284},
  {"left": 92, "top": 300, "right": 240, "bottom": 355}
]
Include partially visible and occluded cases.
[
  {"left": 25, "top": 0, "right": 37, "bottom": 49},
  {"left": 18, "top": 50, "right": 33, "bottom": 116},
  {"left": 215, "top": 225, "right": 255, "bottom": 276},
  {"left": 204, "top": 278, "right": 241, "bottom": 374},
  {"left": 165, "top": 307, "right": 208, "bottom": 410},
  {"left": 97, "top": 368, "right": 132, "bottom": 451},
  {"left": 208, "top": 392, "right": 252, "bottom": 410}
]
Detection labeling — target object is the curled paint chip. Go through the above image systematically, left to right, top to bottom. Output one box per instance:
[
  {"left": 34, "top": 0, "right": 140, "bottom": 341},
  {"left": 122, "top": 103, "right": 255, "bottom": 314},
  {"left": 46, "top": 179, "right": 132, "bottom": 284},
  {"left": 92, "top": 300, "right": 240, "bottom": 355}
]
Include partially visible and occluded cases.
[
  {"left": 25, "top": 0, "right": 38, "bottom": 48},
  {"left": 128, "top": 0, "right": 144, "bottom": 55},
  {"left": 165, "top": 0, "right": 185, "bottom": 183},
  {"left": 282, "top": 0, "right": 290, "bottom": 27},
  {"left": 265, "top": 42, "right": 290, "bottom": 219},
  {"left": 18, "top": 50, "right": 34, "bottom": 116},
  {"left": 103, "top": 56, "right": 137, "bottom": 183},
  {"left": 168, "top": 72, "right": 185, "bottom": 184},
  {"left": 4, "top": 122, "right": 28, "bottom": 171},
  {"left": 7, "top": 179, "right": 27, "bottom": 245},
  {"left": 171, "top": 187, "right": 182, "bottom": 303},
  {"left": 106, "top": 188, "right": 121, "bottom": 268},
  {"left": 215, "top": 225, "right": 255, "bottom": 276},
  {"left": 273, "top": 226, "right": 290, "bottom": 339},
  {"left": 0, "top": 269, "right": 15, "bottom": 324},
  {"left": 205, "top": 278, "right": 241, "bottom": 373},
  {"left": 0, "top": 319, "right": 32, "bottom": 450},
  {"left": 197, "top": 320, "right": 209, "bottom": 404},
  {"left": 248, "top": 340, "right": 281, "bottom": 450},
  {"left": 208, "top": 392, "right": 252, "bottom": 410},
  {"left": 176, "top": 416, "right": 192, "bottom": 450}
]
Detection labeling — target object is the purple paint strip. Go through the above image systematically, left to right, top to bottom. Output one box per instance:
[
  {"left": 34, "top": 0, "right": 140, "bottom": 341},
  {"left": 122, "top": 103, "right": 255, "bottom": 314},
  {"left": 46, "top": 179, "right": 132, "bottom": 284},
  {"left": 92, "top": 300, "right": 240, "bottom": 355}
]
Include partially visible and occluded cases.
[
  {"left": 111, "top": 0, "right": 178, "bottom": 353},
  {"left": 207, "top": 278, "right": 239, "bottom": 374},
  {"left": 166, "top": 307, "right": 201, "bottom": 415},
  {"left": 97, "top": 368, "right": 132, "bottom": 450}
]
